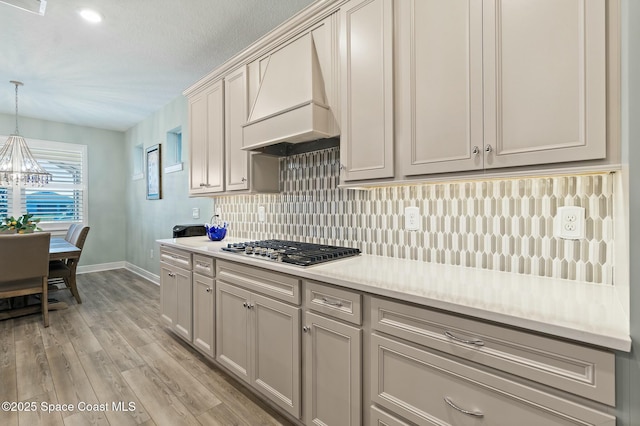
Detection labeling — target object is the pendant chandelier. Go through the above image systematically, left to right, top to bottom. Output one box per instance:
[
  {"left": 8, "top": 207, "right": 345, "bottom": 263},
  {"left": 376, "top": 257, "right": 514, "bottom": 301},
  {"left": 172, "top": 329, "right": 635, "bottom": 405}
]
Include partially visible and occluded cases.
[{"left": 0, "top": 81, "right": 51, "bottom": 186}]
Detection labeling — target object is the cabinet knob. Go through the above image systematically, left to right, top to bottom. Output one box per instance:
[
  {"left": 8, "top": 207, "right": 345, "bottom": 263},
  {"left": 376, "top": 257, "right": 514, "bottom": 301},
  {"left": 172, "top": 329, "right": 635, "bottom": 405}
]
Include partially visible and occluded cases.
[
  {"left": 485, "top": 144, "right": 493, "bottom": 153},
  {"left": 472, "top": 146, "right": 480, "bottom": 155},
  {"left": 241, "top": 177, "right": 247, "bottom": 182},
  {"left": 199, "top": 183, "right": 206, "bottom": 187},
  {"left": 168, "top": 272, "right": 175, "bottom": 277},
  {"left": 206, "top": 288, "right": 211, "bottom": 293},
  {"left": 243, "top": 302, "right": 248, "bottom": 308},
  {"left": 248, "top": 304, "right": 255, "bottom": 309},
  {"left": 302, "top": 326, "right": 310, "bottom": 333}
]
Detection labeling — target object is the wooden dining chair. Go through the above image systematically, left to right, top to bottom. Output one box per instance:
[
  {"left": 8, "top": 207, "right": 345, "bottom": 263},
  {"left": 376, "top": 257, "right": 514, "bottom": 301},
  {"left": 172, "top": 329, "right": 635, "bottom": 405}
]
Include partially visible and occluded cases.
[
  {"left": 48, "top": 225, "right": 90, "bottom": 304},
  {"left": 0, "top": 232, "right": 52, "bottom": 327}
]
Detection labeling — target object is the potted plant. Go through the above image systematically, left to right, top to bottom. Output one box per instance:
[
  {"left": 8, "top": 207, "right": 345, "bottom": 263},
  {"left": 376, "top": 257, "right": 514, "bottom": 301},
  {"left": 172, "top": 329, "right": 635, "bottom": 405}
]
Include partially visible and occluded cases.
[{"left": 0, "top": 213, "right": 43, "bottom": 234}]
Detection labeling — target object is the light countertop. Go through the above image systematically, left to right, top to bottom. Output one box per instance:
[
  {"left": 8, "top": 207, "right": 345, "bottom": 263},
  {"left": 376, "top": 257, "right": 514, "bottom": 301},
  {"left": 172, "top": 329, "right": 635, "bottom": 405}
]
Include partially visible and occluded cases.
[{"left": 157, "top": 236, "right": 631, "bottom": 352}]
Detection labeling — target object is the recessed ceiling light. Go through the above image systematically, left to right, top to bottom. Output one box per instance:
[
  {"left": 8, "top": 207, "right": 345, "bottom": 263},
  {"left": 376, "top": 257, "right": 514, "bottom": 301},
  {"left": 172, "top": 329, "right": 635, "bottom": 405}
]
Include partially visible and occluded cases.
[{"left": 79, "top": 9, "right": 102, "bottom": 23}]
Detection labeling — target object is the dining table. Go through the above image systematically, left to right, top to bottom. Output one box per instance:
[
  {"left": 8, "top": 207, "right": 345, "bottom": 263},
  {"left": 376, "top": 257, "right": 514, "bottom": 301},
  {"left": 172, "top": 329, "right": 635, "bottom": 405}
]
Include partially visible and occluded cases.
[{"left": 0, "top": 236, "right": 81, "bottom": 321}]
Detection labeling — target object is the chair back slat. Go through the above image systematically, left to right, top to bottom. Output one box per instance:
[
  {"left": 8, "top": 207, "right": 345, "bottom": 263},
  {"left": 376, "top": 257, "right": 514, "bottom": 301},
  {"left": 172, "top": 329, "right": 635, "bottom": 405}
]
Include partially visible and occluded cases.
[
  {"left": 64, "top": 224, "right": 79, "bottom": 242},
  {"left": 0, "top": 233, "right": 51, "bottom": 281}
]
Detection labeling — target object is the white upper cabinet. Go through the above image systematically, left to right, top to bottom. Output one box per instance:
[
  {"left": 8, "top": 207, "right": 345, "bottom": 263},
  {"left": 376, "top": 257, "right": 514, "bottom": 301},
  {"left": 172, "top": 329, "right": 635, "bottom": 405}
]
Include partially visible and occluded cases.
[
  {"left": 339, "top": 0, "right": 395, "bottom": 182},
  {"left": 397, "top": 0, "right": 484, "bottom": 176},
  {"left": 399, "top": 0, "right": 607, "bottom": 176},
  {"left": 483, "top": 0, "right": 606, "bottom": 169},
  {"left": 225, "top": 66, "right": 250, "bottom": 191},
  {"left": 188, "top": 80, "right": 225, "bottom": 194}
]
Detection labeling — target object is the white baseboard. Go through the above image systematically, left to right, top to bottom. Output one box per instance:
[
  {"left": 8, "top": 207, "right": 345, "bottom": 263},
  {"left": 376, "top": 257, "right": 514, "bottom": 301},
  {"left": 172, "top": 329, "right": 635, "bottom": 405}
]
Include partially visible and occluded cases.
[
  {"left": 77, "top": 261, "right": 126, "bottom": 274},
  {"left": 76, "top": 262, "right": 160, "bottom": 286},
  {"left": 125, "top": 263, "right": 160, "bottom": 285}
]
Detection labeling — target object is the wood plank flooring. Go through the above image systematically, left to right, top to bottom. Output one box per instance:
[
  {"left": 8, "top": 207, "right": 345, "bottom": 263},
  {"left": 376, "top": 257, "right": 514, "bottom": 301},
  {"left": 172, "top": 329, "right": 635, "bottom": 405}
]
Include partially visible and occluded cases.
[{"left": 0, "top": 269, "right": 294, "bottom": 426}]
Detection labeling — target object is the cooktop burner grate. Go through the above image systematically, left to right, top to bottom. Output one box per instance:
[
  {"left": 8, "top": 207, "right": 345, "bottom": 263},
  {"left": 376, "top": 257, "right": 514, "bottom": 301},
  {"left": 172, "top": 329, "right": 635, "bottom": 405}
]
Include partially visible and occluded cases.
[{"left": 221, "top": 239, "right": 360, "bottom": 266}]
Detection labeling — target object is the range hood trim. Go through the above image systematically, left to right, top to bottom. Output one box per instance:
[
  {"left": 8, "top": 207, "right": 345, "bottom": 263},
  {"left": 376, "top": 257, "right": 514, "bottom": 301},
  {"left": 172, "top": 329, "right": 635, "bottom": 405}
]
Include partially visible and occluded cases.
[{"left": 242, "top": 100, "right": 334, "bottom": 151}]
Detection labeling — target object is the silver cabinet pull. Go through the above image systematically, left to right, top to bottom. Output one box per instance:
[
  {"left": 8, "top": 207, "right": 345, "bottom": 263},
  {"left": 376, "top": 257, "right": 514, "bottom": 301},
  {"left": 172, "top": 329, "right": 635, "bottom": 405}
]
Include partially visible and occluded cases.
[
  {"left": 485, "top": 144, "right": 493, "bottom": 153},
  {"left": 472, "top": 146, "right": 480, "bottom": 155},
  {"left": 241, "top": 177, "right": 247, "bottom": 182},
  {"left": 168, "top": 272, "right": 175, "bottom": 278},
  {"left": 206, "top": 288, "right": 211, "bottom": 293},
  {"left": 321, "top": 297, "right": 343, "bottom": 307},
  {"left": 243, "top": 302, "right": 248, "bottom": 308},
  {"left": 248, "top": 304, "right": 255, "bottom": 309},
  {"left": 302, "top": 326, "right": 310, "bottom": 333},
  {"left": 444, "top": 331, "right": 485, "bottom": 347},
  {"left": 444, "top": 397, "right": 484, "bottom": 418}
]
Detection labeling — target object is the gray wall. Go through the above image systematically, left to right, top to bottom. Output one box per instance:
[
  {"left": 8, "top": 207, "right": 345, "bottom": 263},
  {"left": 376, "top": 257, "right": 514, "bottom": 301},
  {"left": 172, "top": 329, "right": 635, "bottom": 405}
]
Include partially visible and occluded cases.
[
  {"left": 617, "top": 1, "right": 639, "bottom": 424},
  {"left": 124, "top": 95, "right": 213, "bottom": 276},
  {"left": 0, "top": 113, "right": 126, "bottom": 266}
]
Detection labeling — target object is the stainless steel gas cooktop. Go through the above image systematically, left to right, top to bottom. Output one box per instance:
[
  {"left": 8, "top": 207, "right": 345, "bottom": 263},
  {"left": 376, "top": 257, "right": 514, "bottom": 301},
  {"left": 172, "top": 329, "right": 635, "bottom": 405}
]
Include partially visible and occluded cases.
[{"left": 221, "top": 239, "right": 360, "bottom": 267}]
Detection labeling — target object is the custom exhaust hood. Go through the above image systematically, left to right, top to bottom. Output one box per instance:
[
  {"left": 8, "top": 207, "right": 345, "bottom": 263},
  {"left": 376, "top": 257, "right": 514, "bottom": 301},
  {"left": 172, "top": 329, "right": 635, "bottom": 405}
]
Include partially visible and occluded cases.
[{"left": 242, "top": 29, "right": 339, "bottom": 152}]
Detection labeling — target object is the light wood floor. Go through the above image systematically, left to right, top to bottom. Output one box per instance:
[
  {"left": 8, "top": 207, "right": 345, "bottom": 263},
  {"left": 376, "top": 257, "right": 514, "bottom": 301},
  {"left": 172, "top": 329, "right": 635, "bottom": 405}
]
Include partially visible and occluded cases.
[{"left": 0, "top": 269, "right": 295, "bottom": 426}]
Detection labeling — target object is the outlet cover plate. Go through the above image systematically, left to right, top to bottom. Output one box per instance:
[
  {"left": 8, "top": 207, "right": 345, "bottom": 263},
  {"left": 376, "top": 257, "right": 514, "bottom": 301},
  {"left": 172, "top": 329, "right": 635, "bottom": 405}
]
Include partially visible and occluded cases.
[
  {"left": 405, "top": 206, "right": 420, "bottom": 231},
  {"left": 555, "top": 206, "right": 585, "bottom": 240}
]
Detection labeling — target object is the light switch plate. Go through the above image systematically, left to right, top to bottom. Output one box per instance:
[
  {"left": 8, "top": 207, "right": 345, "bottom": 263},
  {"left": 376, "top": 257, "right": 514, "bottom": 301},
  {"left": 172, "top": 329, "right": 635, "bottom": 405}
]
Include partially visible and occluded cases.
[
  {"left": 405, "top": 206, "right": 420, "bottom": 231},
  {"left": 192, "top": 207, "right": 200, "bottom": 219}
]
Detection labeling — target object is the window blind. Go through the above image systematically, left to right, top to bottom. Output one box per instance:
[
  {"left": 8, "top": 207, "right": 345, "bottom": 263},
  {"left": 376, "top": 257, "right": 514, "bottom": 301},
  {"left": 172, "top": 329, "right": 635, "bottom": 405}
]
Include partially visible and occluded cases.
[{"left": 0, "top": 137, "right": 87, "bottom": 228}]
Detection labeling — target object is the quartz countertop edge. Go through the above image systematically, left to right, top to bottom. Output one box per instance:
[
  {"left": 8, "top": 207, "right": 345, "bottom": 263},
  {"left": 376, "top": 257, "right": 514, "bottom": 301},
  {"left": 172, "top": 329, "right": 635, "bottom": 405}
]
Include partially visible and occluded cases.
[{"left": 157, "top": 237, "right": 631, "bottom": 352}]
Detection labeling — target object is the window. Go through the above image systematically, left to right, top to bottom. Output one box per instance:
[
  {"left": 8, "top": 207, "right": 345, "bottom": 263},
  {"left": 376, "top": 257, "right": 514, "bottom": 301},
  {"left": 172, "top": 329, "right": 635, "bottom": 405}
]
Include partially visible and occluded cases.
[{"left": 0, "top": 137, "right": 87, "bottom": 233}]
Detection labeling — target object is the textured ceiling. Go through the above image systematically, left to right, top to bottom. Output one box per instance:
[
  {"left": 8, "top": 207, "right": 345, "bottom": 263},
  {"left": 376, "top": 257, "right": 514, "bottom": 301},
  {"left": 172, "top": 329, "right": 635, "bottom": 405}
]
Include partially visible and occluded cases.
[{"left": 0, "top": 0, "right": 314, "bottom": 131}]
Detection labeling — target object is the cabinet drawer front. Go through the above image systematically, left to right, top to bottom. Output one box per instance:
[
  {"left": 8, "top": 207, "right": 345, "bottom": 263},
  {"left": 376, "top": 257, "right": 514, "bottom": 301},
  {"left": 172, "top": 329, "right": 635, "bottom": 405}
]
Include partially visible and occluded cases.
[
  {"left": 160, "top": 246, "right": 192, "bottom": 269},
  {"left": 193, "top": 254, "right": 215, "bottom": 277},
  {"left": 216, "top": 260, "right": 300, "bottom": 304},
  {"left": 304, "top": 280, "right": 362, "bottom": 325},
  {"left": 371, "top": 297, "right": 614, "bottom": 405},
  {"left": 371, "top": 334, "right": 615, "bottom": 426},
  {"left": 370, "top": 406, "right": 412, "bottom": 426}
]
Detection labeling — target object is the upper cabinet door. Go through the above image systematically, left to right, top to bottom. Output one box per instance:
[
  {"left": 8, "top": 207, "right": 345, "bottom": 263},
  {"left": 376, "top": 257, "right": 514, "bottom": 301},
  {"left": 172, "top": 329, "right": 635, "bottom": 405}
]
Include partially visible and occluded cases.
[
  {"left": 340, "top": 0, "right": 394, "bottom": 182},
  {"left": 398, "top": 0, "right": 484, "bottom": 176},
  {"left": 483, "top": 0, "right": 606, "bottom": 169},
  {"left": 225, "top": 66, "right": 250, "bottom": 191},
  {"left": 188, "top": 80, "right": 225, "bottom": 194}
]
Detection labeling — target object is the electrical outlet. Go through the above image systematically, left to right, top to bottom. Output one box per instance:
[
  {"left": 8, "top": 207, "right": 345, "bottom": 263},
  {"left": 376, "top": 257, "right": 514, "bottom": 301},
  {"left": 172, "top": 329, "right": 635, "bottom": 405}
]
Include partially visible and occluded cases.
[
  {"left": 258, "top": 205, "right": 266, "bottom": 222},
  {"left": 405, "top": 206, "right": 420, "bottom": 231},
  {"left": 555, "top": 206, "right": 585, "bottom": 240},
  {"left": 192, "top": 207, "right": 200, "bottom": 219}
]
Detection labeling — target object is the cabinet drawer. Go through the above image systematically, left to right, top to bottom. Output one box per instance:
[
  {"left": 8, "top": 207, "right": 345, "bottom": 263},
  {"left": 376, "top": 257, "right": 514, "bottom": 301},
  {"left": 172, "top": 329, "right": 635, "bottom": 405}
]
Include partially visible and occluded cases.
[
  {"left": 160, "top": 246, "right": 192, "bottom": 270},
  {"left": 193, "top": 254, "right": 215, "bottom": 277},
  {"left": 216, "top": 260, "right": 300, "bottom": 305},
  {"left": 304, "top": 280, "right": 362, "bottom": 325},
  {"left": 371, "top": 297, "right": 615, "bottom": 405},
  {"left": 371, "top": 334, "right": 615, "bottom": 426},
  {"left": 370, "top": 406, "right": 412, "bottom": 426}
]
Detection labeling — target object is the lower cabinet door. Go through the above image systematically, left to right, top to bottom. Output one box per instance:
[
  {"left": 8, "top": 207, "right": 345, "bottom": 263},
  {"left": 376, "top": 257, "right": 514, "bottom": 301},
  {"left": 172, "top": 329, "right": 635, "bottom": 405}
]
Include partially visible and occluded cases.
[
  {"left": 160, "top": 262, "right": 177, "bottom": 329},
  {"left": 192, "top": 273, "right": 215, "bottom": 357},
  {"left": 216, "top": 281, "right": 251, "bottom": 383},
  {"left": 251, "top": 293, "right": 301, "bottom": 418},
  {"left": 304, "top": 311, "right": 361, "bottom": 426},
  {"left": 371, "top": 334, "right": 615, "bottom": 426}
]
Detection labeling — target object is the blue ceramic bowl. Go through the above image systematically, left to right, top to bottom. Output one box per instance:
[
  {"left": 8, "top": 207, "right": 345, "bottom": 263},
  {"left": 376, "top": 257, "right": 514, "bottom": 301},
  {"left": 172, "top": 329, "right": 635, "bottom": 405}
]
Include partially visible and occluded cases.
[{"left": 207, "top": 226, "right": 227, "bottom": 241}]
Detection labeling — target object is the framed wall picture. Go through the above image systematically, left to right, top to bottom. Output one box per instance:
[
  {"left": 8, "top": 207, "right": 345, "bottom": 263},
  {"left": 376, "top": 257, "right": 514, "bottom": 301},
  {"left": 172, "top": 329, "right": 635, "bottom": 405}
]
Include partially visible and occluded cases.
[{"left": 146, "top": 144, "right": 161, "bottom": 200}]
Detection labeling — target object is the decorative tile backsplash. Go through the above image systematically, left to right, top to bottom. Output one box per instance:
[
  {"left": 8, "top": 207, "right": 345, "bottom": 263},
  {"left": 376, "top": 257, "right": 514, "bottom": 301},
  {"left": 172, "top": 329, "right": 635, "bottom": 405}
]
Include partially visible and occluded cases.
[{"left": 216, "top": 147, "right": 615, "bottom": 284}]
